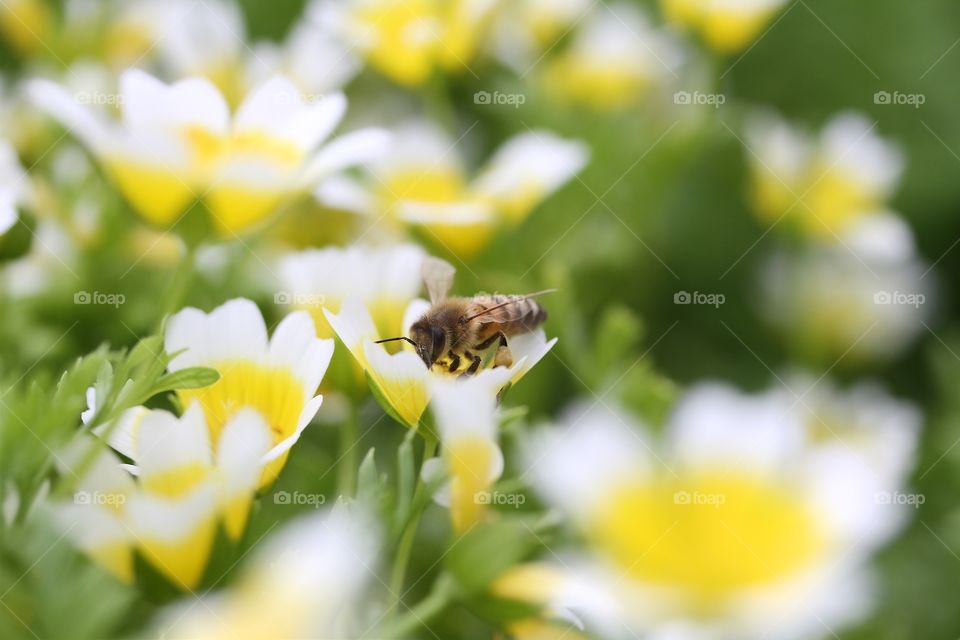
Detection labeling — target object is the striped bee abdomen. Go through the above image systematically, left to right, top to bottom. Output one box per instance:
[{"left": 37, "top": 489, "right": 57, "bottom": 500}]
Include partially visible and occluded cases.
[{"left": 470, "top": 294, "right": 548, "bottom": 336}]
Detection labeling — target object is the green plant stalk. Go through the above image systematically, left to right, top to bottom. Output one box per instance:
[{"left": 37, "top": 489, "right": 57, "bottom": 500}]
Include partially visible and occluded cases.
[
  {"left": 154, "top": 243, "right": 198, "bottom": 334},
  {"left": 338, "top": 403, "right": 360, "bottom": 497},
  {"left": 386, "top": 436, "right": 438, "bottom": 618},
  {"left": 380, "top": 572, "right": 455, "bottom": 639}
]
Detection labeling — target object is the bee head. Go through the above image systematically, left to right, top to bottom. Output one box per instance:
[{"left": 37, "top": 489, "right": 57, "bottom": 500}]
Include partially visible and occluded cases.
[{"left": 410, "top": 321, "right": 446, "bottom": 369}]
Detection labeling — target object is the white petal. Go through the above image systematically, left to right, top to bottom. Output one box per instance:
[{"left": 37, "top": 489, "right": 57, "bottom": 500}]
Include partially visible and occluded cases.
[
  {"left": 120, "top": 69, "right": 229, "bottom": 135},
  {"left": 27, "top": 78, "right": 114, "bottom": 153},
  {"left": 236, "top": 78, "right": 346, "bottom": 151},
  {"left": 299, "top": 127, "right": 391, "bottom": 186},
  {"left": 472, "top": 131, "right": 588, "bottom": 203},
  {"left": 312, "top": 174, "right": 378, "bottom": 215},
  {"left": 324, "top": 297, "right": 379, "bottom": 357},
  {"left": 205, "top": 298, "right": 269, "bottom": 365},
  {"left": 402, "top": 298, "right": 432, "bottom": 335},
  {"left": 164, "top": 307, "right": 210, "bottom": 370},
  {"left": 268, "top": 310, "right": 334, "bottom": 398},
  {"left": 428, "top": 376, "right": 499, "bottom": 442},
  {"left": 262, "top": 395, "right": 324, "bottom": 464},
  {"left": 136, "top": 405, "right": 212, "bottom": 479},
  {"left": 217, "top": 408, "right": 273, "bottom": 495},
  {"left": 126, "top": 481, "right": 217, "bottom": 542}
]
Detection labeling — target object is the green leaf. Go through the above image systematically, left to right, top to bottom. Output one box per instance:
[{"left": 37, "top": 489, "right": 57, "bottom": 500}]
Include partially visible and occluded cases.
[
  {"left": 152, "top": 366, "right": 220, "bottom": 394},
  {"left": 395, "top": 429, "right": 416, "bottom": 532},
  {"left": 356, "top": 447, "right": 379, "bottom": 506},
  {"left": 445, "top": 518, "right": 538, "bottom": 595}
]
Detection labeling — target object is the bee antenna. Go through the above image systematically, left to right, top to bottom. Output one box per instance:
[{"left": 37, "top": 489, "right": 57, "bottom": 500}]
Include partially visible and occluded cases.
[{"left": 374, "top": 336, "right": 417, "bottom": 346}]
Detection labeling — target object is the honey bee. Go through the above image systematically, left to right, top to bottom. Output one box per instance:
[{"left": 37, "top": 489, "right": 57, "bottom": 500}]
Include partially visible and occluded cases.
[{"left": 376, "top": 257, "right": 553, "bottom": 375}]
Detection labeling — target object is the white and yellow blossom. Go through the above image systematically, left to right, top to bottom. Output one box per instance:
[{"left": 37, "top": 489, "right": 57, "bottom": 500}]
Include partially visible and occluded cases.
[
  {"left": 320, "top": 0, "right": 500, "bottom": 86},
  {"left": 487, "top": 0, "right": 593, "bottom": 71},
  {"left": 661, "top": 0, "right": 790, "bottom": 53},
  {"left": 544, "top": 4, "right": 685, "bottom": 110},
  {"left": 27, "top": 69, "right": 389, "bottom": 235},
  {"left": 745, "top": 110, "right": 904, "bottom": 238},
  {"left": 314, "top": 120, "right": 588, "bottom": 258},
  {"left": 762, "top": 213, "right": 932, "bottom": 364},
  {"left": 277, "top": 243, "right": 426, "bottom": 340},
  {"left": 324, "top": 297, "right": 556, "bottom": 429},
  {"left": 165, "top": 298, "right": 334, "bottom": 485},
  {"left": 420, "top": 373, "right": 513, "bottom": 532},
  {"left": 521, "top": 382, "right": 920, "bottom": 639},
  {"left": 53, "top": 402, "right": 274, "bottom": 589},
  {"left": 125, "top": 403, "right": 273, "bottom": 587},
  {"left": 49, "top": 436, "right": 138, "bottom": 584},
  {"left": 153, "top": 507, "right": 377, "bottom": 638}
]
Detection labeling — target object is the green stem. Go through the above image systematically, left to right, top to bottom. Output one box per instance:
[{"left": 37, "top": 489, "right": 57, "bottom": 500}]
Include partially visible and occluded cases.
[
  {"left": 154, "top": 243, "right": 198, "bottom": 333},
  {"left": 338, "top": 403, "right": 359, "bottom": 498},
  {"left": 387, "top": 437, "right": 438, "bottom": 617},
  {"left": 380, "top": 573, "right": 455, "bottom": 639}
]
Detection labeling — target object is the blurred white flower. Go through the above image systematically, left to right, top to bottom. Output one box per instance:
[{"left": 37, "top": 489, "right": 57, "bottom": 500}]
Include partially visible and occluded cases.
[
  {"left": 320, "top": 0, "right": 500, "bottom": 86},
  {"left": 488, "top": 0, "right": 593, "bottom": 71},
  {"left": 661, "top": 0, "right": 791, "bottom": 53},
  {"left": 543, "top": 4, "right": 685, "bottom": 110},
  {"left": 28, "top": 69, "right": 389, "bottom": 235},
  {"left": 745, "top": 110, "right": 904, "bottom": 239},
  {"left": 314, "top": 120, "right": 588, "bottom": 258},
  {"left": 0, "top": 138, "right": 26, "bottom": 237},
  {"left": 762, "top": 212, "right": 933, "bottom": 364},
  {"left": 276, "top": 243, "right": 425, "bottom": 339},
  {"left": 324, "top": 297, "right": 555, "bottom": 428},
  {"left": 165, "top": 298, "right": 334, "bottom": 485},
  {"left": 420, "top": 374, "right": 511, "bottom": 532},
  {"left": 520, "top": 381, "right": 920, "bottom": 639},
  {"left": 153, "top": 507, "right": 378, "bottom": 638}
]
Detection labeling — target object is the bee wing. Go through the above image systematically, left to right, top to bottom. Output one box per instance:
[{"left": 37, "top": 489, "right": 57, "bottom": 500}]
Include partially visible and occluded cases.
[{"left": 422, "top": 256, "right": 456, "bottom": 304}]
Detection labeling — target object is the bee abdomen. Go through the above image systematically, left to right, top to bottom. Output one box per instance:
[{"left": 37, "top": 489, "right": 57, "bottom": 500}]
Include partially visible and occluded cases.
[{"left": 473, "top": 294, "right": 548, "bottom": 335}]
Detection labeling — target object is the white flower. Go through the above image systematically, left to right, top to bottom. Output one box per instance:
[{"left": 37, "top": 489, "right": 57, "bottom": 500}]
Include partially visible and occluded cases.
[
  {"left": 319, "top": 0, "right": 499, "bottom": 86},
  {"left": 488, "top": 0, "right": 594, "bottom": 71},
  {"left": 661, "top": 0, "right": 791, "bottom": 53},
  {"left": 544, "top": 4, "right": 685, "bottom": 109},
  {"left": 27, "top": 69, "right": 389, "bottom": 234},
  {"left": 745, "top": 110, "right": 904, "bottom": 238},
  {"left": 314, "top": 120, "right": 587, "bottom": 258},
  {"left": 0, "top": 138, "right": 25, "bottom": 237},
  {"left": 762, "top": 212, "right": 932, "bottom": 363},
  {"left": 277, "top": 243, "right": 425, "bottom": 339},
  {"left": 324, "top": 297, "right": 556, "bottom": 429},
  {"left": 165, "top": 298, "right": 334, "bottom": 485},
  {"left": 420, "top": 373, "right": 512, "bottom": 532},
  {"left": 522, "top": 381, "right": 920, "bottom": 639},
  {"left": 153, "top": 507, "right": 378, "bottom": 638}
]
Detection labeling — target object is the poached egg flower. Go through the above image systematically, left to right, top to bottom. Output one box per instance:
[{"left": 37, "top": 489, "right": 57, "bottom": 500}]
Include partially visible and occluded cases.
[
  {"left": 321, "top": 0, "right": 500, "bottom": 86},
  {"left": 661, "top": 0, "right": 790, "bottom": 53},
  {"left": 544, "top": 4, "right": 685, "bottom": 110},
  {"left": 27, "top": 69, "right": 389, "bottom": 235},
  {"left": 745, "top": 110, "right": 903, "bottom": 239},
  {"left": 315, "top": 121, "right": 588, "bottom": 258},
  {"left": 277, "top": 243, "right": 426, "bottom": 340},
  {"left": 324, "top": 297, "right": 556, "bottom": 429},
  {"left": 165, "top": 298, "right": 334, "bottom": 486},
  {"left": 421, "top": 373, "right": 513, "bottom": 533},
  {"left": 521, "top": 381, "right": 920, "bottom": 639},
  {"left": 53, "top": 404, "right": 275, "bottom": 589},
  {"left": 153, "top": 507, "right": 378, "bottom": 638}
]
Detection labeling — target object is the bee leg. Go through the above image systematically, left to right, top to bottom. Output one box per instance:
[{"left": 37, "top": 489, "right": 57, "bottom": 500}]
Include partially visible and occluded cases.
[
  {"left": 475, "top": 331, "right": 508, "bottom": 351},
  {"left": 447, "top": 351, "right": 461, "bottom": 373},
  {"left": 464, "top": 351, "right": 482, "bottom": 375}
]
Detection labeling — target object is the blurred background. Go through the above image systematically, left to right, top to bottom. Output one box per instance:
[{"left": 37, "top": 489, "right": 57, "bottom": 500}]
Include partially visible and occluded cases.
[{"left": 1, "top": 0, "right": 960, "bottom": 638}]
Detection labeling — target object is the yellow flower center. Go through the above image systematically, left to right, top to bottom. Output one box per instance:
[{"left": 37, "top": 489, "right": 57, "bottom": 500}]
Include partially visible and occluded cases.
[
  {"left": 178, "top": 360, "right": 306, "bottom": 485},
  {"left": 141, "top": 462, "right": 210, "bottom": 498},
  {"left": 589, "top": 469, "right": 825, "bottom": 610}
]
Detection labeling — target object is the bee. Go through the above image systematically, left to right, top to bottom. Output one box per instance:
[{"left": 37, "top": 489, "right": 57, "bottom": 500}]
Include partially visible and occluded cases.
[{"left": 376, "top": 257, "right": 554, "bottom": 375}]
